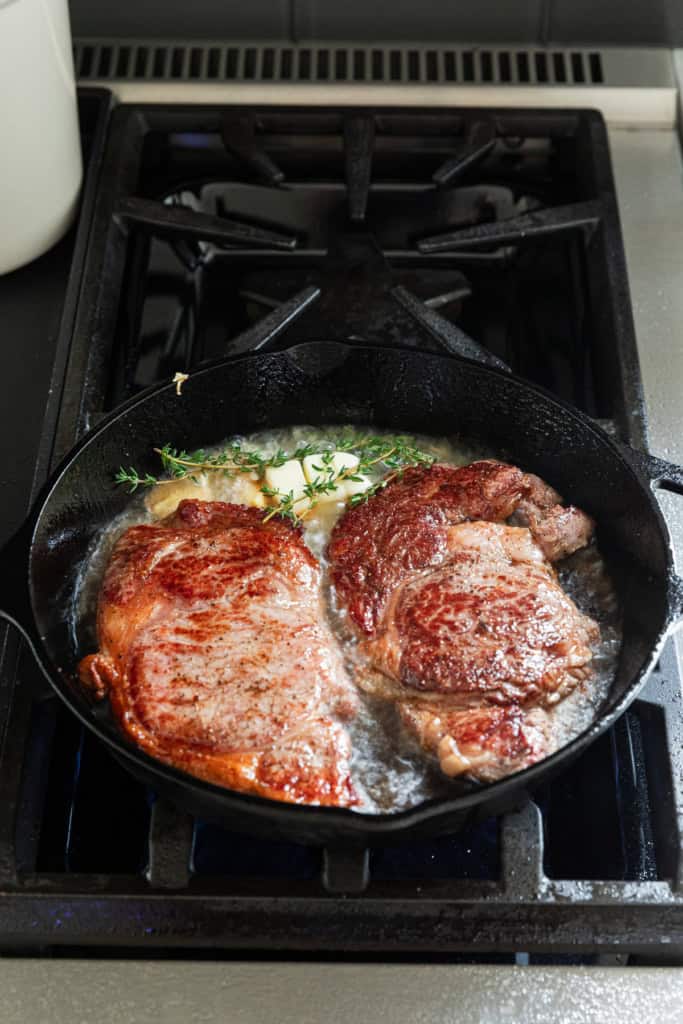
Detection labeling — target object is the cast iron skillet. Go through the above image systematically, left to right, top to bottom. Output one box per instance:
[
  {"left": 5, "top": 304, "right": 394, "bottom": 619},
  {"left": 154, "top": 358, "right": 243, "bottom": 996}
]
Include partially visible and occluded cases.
[{"left": 1, "top": 340, "right": 683, "bottom": 846}]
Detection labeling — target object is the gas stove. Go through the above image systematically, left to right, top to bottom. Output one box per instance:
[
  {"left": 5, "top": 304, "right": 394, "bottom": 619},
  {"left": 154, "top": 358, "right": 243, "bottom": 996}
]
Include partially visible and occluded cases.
[{"left": 0, "top": 86, "right": 682, "bottom": 965}]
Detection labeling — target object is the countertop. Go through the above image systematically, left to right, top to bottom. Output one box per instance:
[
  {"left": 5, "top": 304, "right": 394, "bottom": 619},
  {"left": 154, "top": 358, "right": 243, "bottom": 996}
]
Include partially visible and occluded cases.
[{"left": 1, "top": 961, "right": 683, "bottom": 1024}]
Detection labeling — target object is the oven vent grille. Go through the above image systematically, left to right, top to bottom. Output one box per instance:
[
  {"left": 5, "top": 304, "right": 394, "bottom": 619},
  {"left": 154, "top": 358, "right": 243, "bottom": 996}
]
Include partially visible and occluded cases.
[{"left": 73, "top": 40, "right": 607, "bottom": 87}]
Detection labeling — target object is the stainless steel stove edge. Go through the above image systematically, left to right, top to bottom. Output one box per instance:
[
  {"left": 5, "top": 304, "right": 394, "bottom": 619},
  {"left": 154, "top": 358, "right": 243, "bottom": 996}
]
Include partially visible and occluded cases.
[
  {"left": 74, "top": 44, "right": 677, "bottom": 128},
  {"left": 0, "top": 961, "right": 682, "bottom": 1024}
]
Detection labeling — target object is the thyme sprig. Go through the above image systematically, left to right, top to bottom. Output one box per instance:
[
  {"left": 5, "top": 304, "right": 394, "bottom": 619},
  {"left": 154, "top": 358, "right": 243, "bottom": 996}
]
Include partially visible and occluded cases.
[{"left": 115, "top": 435, "right": 435, "bottom": 521}]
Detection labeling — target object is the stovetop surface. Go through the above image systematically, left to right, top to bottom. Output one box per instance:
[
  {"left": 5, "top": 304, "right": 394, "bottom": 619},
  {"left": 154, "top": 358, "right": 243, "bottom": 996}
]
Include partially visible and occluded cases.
[{"left": 0, "top": 92, "right": 681, "bottom": 962}]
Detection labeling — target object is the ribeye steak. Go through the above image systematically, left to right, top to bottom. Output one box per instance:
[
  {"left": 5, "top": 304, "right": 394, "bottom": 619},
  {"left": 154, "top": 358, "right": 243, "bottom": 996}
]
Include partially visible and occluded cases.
[
  {"left": 328, "top": 461, "right": 598, "bottom": 782},
  {"left": 80, "top": 500, "right": 358, "bottom": 806}
]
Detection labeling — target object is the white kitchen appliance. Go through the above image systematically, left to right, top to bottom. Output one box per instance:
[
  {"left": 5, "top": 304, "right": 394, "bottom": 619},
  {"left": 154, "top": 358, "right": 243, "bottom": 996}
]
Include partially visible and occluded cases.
[{"left": 0, "top": 0, "right": 82, "bottom": 274}]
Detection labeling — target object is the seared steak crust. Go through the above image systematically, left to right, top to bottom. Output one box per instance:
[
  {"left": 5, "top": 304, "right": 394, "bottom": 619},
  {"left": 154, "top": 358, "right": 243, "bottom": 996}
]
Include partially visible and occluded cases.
[
  {"left": 329, "top": 460, "right": 594, "bottom": 635},
  {"left": 329, "top": 461, "right": 524, "bottom": 635},
  {"left": 328, "top": 462, "right": 598, "bottom": 782},
  {"left": 79, "top": 500, "right": 358, "bottom": 806},
  {"left": 370, "top": 522, "right": 597, "bottom": 705}
]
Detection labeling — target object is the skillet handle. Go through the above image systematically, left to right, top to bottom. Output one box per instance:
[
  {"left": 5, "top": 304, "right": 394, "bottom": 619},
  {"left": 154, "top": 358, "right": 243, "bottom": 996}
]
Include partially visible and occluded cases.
[
  {"left": 617, "top": 445, "right": 683, "bottom": 626},
  {"left": 625, "top": 449, "right": 683, "bottom": 496},
  {"left": 0, "top": 519, "right": 45, "bottom": 666}
]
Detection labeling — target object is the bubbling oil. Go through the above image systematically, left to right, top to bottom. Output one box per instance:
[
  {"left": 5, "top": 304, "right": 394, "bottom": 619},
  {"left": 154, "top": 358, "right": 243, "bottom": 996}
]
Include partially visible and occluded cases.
[{"left": 74, "top": 425, "right": 622, "bottom": 813}]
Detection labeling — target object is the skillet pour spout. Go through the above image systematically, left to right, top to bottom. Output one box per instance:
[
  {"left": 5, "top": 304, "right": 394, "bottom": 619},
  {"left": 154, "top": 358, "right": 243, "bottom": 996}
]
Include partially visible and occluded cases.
[{"left": 1, "top": 339, "right": 683, "bottom": 846}]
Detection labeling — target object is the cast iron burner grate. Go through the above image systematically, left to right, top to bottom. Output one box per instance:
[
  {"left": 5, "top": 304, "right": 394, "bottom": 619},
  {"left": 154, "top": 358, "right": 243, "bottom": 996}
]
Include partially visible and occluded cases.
[{"left": 0, "top": 101, "right": 681, "bottom": 961}]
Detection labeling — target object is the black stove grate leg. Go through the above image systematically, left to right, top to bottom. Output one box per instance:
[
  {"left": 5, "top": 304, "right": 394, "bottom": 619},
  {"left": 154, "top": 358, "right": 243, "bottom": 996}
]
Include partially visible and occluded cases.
[
  {"left": 221, "top": 113, "right": 286, "bottom": 186},
  {"left": 344, "top": 115, "right": 375, "bottom": 223},
  {"left": 432, "top": 118, "right": 497, "bottom": 188},
  {"left": 115, "top": 196, "right": 298, "bottom": 251},
  {"left": 418, "top": 200, "right": 602, "bottom": 254},
  {"left": 392, "top": 284, "right": 509, "bottom": 371},
  {"left": 225, "top": 285, "right": 321, "bottom": 358}
]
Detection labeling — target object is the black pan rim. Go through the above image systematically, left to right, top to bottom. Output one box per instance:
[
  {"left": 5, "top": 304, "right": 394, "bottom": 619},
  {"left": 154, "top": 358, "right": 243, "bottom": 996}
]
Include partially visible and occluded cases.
[{"left": 26, "top": 340, "right": 677, "bottom": 833}]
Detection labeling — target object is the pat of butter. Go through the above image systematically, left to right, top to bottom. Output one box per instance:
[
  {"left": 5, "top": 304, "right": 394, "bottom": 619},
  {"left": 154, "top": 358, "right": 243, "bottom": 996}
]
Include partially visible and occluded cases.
[
  {"left": 302, "top": 451, "right": 358, "bottom": 484},
  {"left": 302, "top": 452, "right": 372, "bottom": 502},
  {"left": 264, "top": 459, "right": 308, "bottom": 501},
  {"left": 343, "top": 472, "right": 373, "bottom": 499},
  {"left": 146, "top": 474, "right": 211, "bottom": 519}
]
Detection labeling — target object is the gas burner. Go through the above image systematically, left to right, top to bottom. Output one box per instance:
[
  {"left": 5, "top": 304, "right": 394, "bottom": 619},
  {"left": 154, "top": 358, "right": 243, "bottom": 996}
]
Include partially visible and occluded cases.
[{"left": 154, "top": 178, "right": 541, "bottom": 260}]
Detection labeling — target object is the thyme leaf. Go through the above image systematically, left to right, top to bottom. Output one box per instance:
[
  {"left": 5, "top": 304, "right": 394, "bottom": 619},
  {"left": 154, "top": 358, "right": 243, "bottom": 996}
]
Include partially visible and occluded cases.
[{"left": 115, "top": 435, "right": 436, "bottom": 521}]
